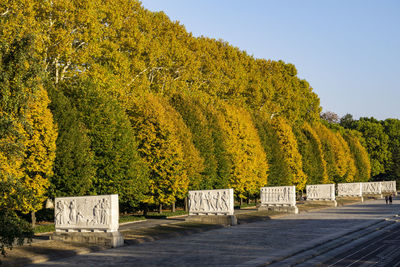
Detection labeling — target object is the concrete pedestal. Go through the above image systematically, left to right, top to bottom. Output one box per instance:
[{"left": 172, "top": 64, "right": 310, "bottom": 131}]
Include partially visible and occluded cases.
[
  {"left": 363, "top": 194, "right": 383, "bottom": 200},
  {"left": 336, "top": 196, "right": 364, "bottom": 203},
  {"left": 307, "top": 200, "right": 337, "bottom": 207},
  {"left": 258, "top": 205, "right": 298, "bottom": 214},
  {"left": 185, "top": 215, "right": 237, "bottom": 226},
  {"left": 51, "top": 231, "right": 124, "bottom": 248}
]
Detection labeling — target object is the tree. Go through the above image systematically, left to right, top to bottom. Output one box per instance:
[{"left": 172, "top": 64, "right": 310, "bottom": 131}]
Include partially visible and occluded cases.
[
  {"left": 0, "top": 36, "right": 53, "bottom": 255},
  {"left": 62, "top": 79, "right": 149, "bottom": 211},
  {"left": 47, "top": 85, "right": 96, "bottom": 197},
  {"left": 20, "top": 86, "right": 57, "bottom": 215},
  {"left": 169, "top": 92, "right": 218, "bottom": 190},
  {"left": 128, "top": 93, "right": 190, "bottom": 210},
  {"left": 211, "top": 101, "right": 269, "bottom": 200},
  {"left": 321, "top": 111, "right": 339, "bottom": 124},
  {"left": 340, "top": 113, "right": 354, "bottom": 129},
  {"left": 254, "top": 114, "right": 293, "bottom": 187},
  {"left": 270, "top": 117, "right": 307, "bottom": 190},
  {"left": 353, "top": 118, "right": 391, "bottom": 177},
  {"left": 382, "top": 119, "right": 400, "bottom": 180},
  {"left": 314, "top": 122, "right": 349, "bottom": 183},
  {"left": 295, "top": 123, "right": 329, "bottom": 185},
  {"left": 342, "top": 130, "right": 371, "bottom": 182}
]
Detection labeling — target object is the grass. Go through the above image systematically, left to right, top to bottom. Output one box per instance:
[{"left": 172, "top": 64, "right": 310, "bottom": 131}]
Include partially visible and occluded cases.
[
  {"left": 234, "top": 202, "right": 258, "bottom": 209},
  {"left": 145, "top": 210, "right": 188, "bottom": 218},
  {"left": 33, "top": 214, "right": 147, "bottom": 233},
  {"left": 119, "top": 215, "right": 146, "bottom": 223},
  {"left": 34, "top": 223, "right": 55, "bottom": 234}
]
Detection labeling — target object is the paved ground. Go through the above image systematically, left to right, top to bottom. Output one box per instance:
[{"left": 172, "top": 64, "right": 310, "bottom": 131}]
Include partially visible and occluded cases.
[
  {"left": 26, "top": 198, "right": 400, "bottom": 266},
  {"left": 297, "top": 211, "right": 400, "bottom": 267},
  {"left": 323, "top": 222, "right": 400, "bottom": 267}
]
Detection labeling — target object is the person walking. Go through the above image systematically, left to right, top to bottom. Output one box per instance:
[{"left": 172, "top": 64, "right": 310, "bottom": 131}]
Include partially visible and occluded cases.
[
  {"left": 385, "top": 195, "right": 389, "bottom": 204},
  {"left": 389, "top": 195, "right": 393, "bottom": 204}
]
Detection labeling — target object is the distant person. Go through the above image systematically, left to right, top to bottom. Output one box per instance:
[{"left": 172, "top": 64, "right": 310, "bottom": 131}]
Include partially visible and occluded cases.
[
  {"left": 385, "top": 195, "right": 389, "bottom": 204},
  {"left": 389, "top": 195, "right": 393, "bottom": 204}
]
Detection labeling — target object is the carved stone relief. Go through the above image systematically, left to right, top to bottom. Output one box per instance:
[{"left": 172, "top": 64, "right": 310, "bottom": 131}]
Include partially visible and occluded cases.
[
  {"left": 381, "top": 181, "right": 396, "bottom": 193},
  {"left": 362, "top": 182, "right": 382, "bottom": 195},
  {"left": 338, "top": 183, "right": 362, "bottom": 197},
  {"left": 306, "top": 184, "right": 335, "bottom": 200},
  {"left": 260, "top": 186, "right": 296, "bottom": 206},
  {"left": 188, "top": 189, "right": 234, "bottom": 215},
  {"left": 54, "top": 194, "right": 119, "bottom": 232}
]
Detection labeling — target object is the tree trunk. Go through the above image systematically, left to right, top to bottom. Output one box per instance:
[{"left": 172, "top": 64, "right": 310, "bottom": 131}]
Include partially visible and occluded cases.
[
  {"left": 247, "top": 196, "right": 251, "bottom": 204},
  {"left": 184, "top": 197, "right": 188, "bottom": 212},
  {"left": 240, "top": 198, "right": 243, "bottom": 207},
  {"left": 172, "top": 202, "right": 176, "bottom": 213},
  {"left": 143, "top": 204, "right": 148, "bottom": 217},
  {"left": 159, "top": 204, "right": 163, "bottom": 214},
  {"left": 31, "top": 211, "right": 36, "bottom": 228}
]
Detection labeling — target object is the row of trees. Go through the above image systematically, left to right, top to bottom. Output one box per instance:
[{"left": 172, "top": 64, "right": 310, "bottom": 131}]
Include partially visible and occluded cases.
[
  {"left": 0, "top": 0, "right": 396, "bottom": 256},
  {"left": 340, "top": 115, "right": 400, "bottom": 181}
]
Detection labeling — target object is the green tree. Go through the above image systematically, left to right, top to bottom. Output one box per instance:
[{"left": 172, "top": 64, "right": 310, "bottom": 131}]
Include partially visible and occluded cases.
[
  {"left": 62, "top": 79, "right": 149, "bottom": 211},
  {"left": 47, "top": 85, "right": 96, "bottom": 197},
  {"left": 169, "top": 92, "right": 218, "bottom": 189},
  {"left": 340, "top": 113, "right": 354, "bottom": 129},
  {"left": 353, "top": 118, "right": 391, "bottom": 177},
  {"left": 382, "top": 119, "right": 400, "bottom": 180},
  {"left": 295, "top": 123, "right": 329, "bottom": 185},
  {"left": 342, "top": 130, "right": 371, "bottom": 182}
]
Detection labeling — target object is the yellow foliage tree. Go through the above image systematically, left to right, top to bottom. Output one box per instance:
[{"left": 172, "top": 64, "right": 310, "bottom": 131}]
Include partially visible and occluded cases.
[
  {"left": 0, "top": 36, "right": 57, "bottom": 216},
  {"left": 19, "top": 87, "right": 57, "bottom": 212},
  {"left": 128, "top": 93, "right": 203, "bottom": 208},
  {"left": 210, "top": 100, "right": 269, "bottom": 199},
  {"left": 270, "top": 117, "right": 307, "bottom": 190},
  {"left": 299, "top": 122, "right": 329, "bottom": 184},
  {"left": 313, "top": 122, "right": 350, "bottom": 183},
  {"left": 343, "top": 130, "right": 371, "bottom": 182},
  {"left": 336, "top": 131, "right": 356, "bottom": 182}
]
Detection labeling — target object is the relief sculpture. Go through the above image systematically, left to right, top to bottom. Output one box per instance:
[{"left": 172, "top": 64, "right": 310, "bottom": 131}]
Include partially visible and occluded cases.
[
  {"left": 381, "top": 181, "right": 396, "bottom": 193},
  {"left": 362, "top": 182, "right": 382, "bottom": 195},
  {"left": 338, "top": 183, "right": 362, "bottom": 197},
  {"left": 306, "top": 184, "right": 335, "bottom": 200},
  {"left": 259, "top": 186, "right": 297, "bottom": 214},
  {"left": 260, "top": 186, "right": 295, "bottom": 206},
  {"left": 261, "top": 186, "right": 296, "bottom": 205},
  {"left": 188, "top": 189, "right": 233, "bottom": 215},
  {"left": 54, "top": 194, "right": 118, "bottom": 232}
]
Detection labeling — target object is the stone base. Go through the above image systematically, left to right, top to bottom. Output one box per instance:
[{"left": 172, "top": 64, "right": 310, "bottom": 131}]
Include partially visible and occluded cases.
[
  {"left": 383, "top": 192, "right": 397, "bottom": 196},
  {"left": 363, "top": 194, "right": 383, "bottom": 199},
  {"left": 337, "top": 196, "right": 364, "bottom": 202},
  {"left": 307, "top": 200, "right": 337, "bottom": 207},
  {"left": 258, "top": 205, "right": 298, "bottom": 214},
  {"left": 185, "top": 215, "right": 237, "bottom": 226},
  {"left": 51, "top": 231, "right": 124, "bottom": 248}
]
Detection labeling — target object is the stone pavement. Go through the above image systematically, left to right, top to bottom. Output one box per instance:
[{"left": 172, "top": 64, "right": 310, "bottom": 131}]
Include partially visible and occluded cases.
[{"left": 26, "top": 198, "right": 400, "bottom": 266}]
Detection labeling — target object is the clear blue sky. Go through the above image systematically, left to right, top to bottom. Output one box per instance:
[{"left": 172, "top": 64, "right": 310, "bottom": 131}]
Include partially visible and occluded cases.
[{"left": 140, "top": 0, "right": 399, "bottom": 120}]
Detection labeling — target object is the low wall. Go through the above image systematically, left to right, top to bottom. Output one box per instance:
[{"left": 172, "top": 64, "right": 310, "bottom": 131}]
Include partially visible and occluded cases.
[
  {"left": 338, "top": 182, "right": 362, "bottom": 197},
  {"left": 306, "top": 184, "right": 335, "bottom": 201},
  {"left": 188, "top": 189, "right": 234, "bottom": 216}
]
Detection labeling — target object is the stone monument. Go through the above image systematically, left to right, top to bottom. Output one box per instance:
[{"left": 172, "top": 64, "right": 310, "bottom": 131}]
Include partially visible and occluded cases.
[
  {"left": 381, "top": 181, "right": 397, "bottom": 195},
  {"left": 337, "top": 182, "right": 363, "bottom": 202},
  {"left": 362, "top": 182, "right": 383, "bottom": 198},
  {"left": 306, "top": 184, "right": 337, "bottom": 206},
  {"left": 259, "top": 186, "right": 298, "bottom": 214},
  {"left": 186, "top": 189, "right": 236, "bottom": 225},
  {"left": 51, "top": 194, "right": 123, "bottom": 248}
]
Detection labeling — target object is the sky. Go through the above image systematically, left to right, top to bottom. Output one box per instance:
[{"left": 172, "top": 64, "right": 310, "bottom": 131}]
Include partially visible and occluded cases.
[{"left": 140, "top": 0, "right": 400, "bottom": 120}]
